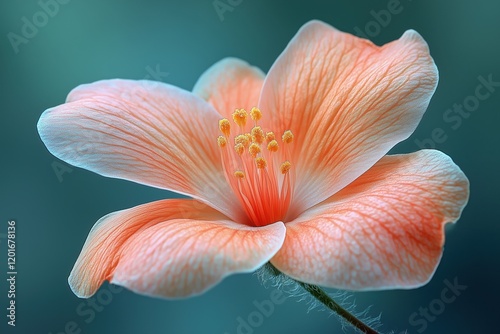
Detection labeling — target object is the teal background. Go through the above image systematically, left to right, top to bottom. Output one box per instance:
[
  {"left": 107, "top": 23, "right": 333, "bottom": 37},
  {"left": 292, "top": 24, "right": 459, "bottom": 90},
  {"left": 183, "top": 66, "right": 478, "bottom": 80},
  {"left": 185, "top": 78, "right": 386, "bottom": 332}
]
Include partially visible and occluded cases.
[{"left": 1, "top": 0, "right": 499, "bottom": 333}]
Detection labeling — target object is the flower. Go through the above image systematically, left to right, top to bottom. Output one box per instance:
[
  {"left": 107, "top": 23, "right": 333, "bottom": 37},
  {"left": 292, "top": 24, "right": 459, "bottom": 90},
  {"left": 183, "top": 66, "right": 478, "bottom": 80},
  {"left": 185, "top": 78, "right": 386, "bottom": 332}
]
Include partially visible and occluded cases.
[{"left": 37, "top": 20, "right": 469, "bottom": 299}]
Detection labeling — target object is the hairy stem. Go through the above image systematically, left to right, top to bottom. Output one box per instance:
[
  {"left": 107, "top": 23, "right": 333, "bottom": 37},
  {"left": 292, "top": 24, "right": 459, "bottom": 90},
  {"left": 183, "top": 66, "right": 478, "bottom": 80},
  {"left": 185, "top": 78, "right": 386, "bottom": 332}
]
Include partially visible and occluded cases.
[
  {"left": 264, "top": 263, "right": 379, "bottom": 333},
  {"left": 296, "top": 281, "right": 379, "bottom": 334}
]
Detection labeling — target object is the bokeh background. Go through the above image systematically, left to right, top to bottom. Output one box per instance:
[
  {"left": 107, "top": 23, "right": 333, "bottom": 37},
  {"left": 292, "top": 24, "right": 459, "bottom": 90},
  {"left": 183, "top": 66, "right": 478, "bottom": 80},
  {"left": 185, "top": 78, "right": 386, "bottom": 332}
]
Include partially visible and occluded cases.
[{"left": 1, "top": 0, "right": 499, "bottom": 333}]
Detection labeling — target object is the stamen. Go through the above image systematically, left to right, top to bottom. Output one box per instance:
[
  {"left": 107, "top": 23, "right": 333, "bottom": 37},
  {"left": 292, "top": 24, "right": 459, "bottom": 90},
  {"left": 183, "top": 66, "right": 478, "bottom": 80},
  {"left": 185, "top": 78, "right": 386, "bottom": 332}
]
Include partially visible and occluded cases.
[
  {"left": 215, "top": 106, "right": 294, "bottom": 227},
  {"left": 250, "top": 107, "right": 262, "bottom": 121},
  {"left": 232, "top": 109, "right": 248, "bottom": 127},
  {"left": 219, "top": 119, "right": 231, "bottom": 137},
  {"left": 251, "top": 126, "right": 265, "bottom": 144},
  {"left": 282, "top": 130, "right": 294, "bottom": 144},
  {"left": 265, "top": 132, "right": 275, "bottom": 142},
  {"left": 244, "top": 133, "right": 252, "bottom": 143},
  {"left": 235, "top": 134, "right": 250, "bottom": 148},
  {"left": 217, "top": 136, "right": 227, "bottom": 148},
  {"left": 267, "top": 140, "right": 279, "bottom": 152},
  {"left": 234, "top": 143, "right": 245, "bottom": 156},
  {"left": 248, "top": 143, "right": 261, "bottom": 158},
  {"left": 255, "top": 157, "right": 267, "bottom": 169},
  {"left": 280, "top": 161, "right": 292, "bottom": 174},
  {"left": 234, "top": 170, "right": 245, "bottom": 179}
]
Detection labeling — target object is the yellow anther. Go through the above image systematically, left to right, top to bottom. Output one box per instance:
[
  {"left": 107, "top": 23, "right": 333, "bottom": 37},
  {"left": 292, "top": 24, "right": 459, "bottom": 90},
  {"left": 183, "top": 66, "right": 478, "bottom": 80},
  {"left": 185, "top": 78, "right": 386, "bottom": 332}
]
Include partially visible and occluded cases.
[
  {"left": 250, "top": 107, "right": 262, "bottom": 121},
  {"left": 232, "top": 108, "right": 248, "bottom": 127},
  {"left": 219, "top": 119, "right": 231, "bottom": 137},
  {"left": 251, "top": 126, "right": 265, "bottom": 144},
  {"left": 282, "top": 130, "right": 294, "bottom": 144},
  {"left": 244, "top": 132, "right": 252, "bottom": 143},
  {"left": 265, "top": 132, "right": 275, "bottom": 142},
  {"left": 235, "top": 134, "right": 250, "bottom": 148},
  {"left": 217, "top": 136, "right": 227, "bottom": 148},
  {"left": 267, "top": 140, "right": 279, "bottom": 152},
  {"left": 234, "top": 143, "right": 245, "bottom": 156},
  {"left": 248, "top": 143, "right": 261, "bottom": 158},
  {"left": 255, "top": 157, "right": 267, "bottom": 169},
  {"left": 280, "top": 161, "right": 292, "bottom": 174},
  {"left": 234, "top": 170, "right": 245, "bottom": 179}
]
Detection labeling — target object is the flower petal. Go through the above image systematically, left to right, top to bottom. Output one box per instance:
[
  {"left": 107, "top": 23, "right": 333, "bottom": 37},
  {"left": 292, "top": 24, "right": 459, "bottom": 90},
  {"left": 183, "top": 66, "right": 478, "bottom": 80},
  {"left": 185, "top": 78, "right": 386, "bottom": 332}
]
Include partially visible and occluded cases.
[
  {"left": 259, "top": 20, "right": 438, "bottom": 218},
  {"left": 193, "top": 58, "right": 265, "bottom": 119},
  {"left": 38, "top": 79, "right": 244, "bottom": 220},
  {"left": 271, "top": 150, "right": 469, "bottom": 290},
  {"left": 69, "top": 199, "right": 286, "bottom": 298}
]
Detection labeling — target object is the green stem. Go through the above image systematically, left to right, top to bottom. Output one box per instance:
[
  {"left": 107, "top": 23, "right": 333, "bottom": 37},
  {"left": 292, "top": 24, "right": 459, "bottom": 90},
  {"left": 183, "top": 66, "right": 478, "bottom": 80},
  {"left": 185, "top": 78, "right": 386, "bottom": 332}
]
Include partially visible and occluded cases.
[
  {"left": 264, "top": 263, "right": 379, "bottom": 334},
  {"left": 296, "top": 281, "right": 379, "bottom": 334}
]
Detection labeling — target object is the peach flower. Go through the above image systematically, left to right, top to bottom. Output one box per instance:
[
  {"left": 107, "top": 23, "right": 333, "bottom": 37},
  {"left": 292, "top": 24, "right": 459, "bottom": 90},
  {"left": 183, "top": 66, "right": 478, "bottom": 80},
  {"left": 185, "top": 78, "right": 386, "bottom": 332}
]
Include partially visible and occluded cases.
[{"left": 37, "top": 20, "right": 469, "bottom": 300}]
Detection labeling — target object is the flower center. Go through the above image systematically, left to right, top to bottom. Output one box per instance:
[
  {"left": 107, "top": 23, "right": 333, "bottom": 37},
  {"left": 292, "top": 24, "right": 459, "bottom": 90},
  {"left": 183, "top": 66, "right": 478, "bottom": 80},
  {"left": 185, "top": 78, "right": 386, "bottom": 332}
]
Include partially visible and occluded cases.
[{"left": 217, "top": 107, "right": 294, "bottom": 227}]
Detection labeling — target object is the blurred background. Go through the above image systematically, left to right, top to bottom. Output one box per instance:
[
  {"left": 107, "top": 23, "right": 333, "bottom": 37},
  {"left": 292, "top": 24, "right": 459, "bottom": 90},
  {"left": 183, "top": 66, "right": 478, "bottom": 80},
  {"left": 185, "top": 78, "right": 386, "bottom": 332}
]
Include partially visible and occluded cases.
[{"left": 1, "top": 0, "right": 499, "bottom": 333}]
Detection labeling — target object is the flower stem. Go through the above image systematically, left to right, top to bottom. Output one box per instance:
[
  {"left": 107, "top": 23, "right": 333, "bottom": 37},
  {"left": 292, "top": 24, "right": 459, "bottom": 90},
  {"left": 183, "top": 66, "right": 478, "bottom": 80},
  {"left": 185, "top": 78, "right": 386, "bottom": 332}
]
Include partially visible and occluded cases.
[
  {"left": 264, "top": 263, "right": 379, "bottom": 333},
  {"left": 296, "top": 281, "right": 379, "bottom": 334}
]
